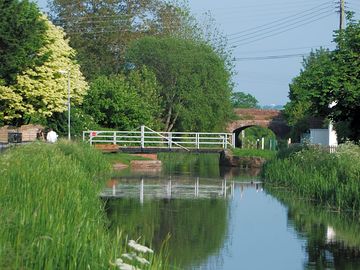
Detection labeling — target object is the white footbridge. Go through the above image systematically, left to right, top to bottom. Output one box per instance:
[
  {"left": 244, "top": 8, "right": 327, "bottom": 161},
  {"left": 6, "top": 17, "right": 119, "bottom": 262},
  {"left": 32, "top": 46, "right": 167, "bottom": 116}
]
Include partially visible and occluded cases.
[{"left": 83, "top": 125, "right": 235, "bottom": 152}]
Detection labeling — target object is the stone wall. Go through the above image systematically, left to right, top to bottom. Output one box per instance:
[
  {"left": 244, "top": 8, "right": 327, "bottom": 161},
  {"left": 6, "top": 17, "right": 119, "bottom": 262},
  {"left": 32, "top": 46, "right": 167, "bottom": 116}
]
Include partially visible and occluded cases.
[{"left": 219, "top": 150, "right": 266, "bottom": 169}]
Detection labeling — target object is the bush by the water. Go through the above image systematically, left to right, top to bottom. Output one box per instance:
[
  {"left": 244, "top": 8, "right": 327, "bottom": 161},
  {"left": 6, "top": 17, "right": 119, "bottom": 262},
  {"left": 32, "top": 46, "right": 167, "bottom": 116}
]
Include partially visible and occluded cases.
[
  {"left": 0, "top": 141, "right": 167, "bottom": 269},
  {"left": 263, "top": 143, "right": 360, "bottom": 211}
]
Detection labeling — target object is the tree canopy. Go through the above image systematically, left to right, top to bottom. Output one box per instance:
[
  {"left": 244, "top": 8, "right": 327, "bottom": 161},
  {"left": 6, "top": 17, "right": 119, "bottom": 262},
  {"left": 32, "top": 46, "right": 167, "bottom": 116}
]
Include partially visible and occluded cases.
[
  {"left": 0, "top": 0, "right": 48, "bottom": 85},
  {"left": 48, "top": 0, "right": 203, "bottom": 80},
  {"left": 0, "top": 10, "right": 88, "bottom": 126},
  {"left": 285, "top": 15, "right": 360, "bottom": 141},
  {"left": 126, "top": 36, "right": 233, "bottom": 132},
  {"left": 82, "top": 66, "right": 161, "bottom": 130},
  {"left": 231, "top": 91, "right": 259, "bottom": 108}
]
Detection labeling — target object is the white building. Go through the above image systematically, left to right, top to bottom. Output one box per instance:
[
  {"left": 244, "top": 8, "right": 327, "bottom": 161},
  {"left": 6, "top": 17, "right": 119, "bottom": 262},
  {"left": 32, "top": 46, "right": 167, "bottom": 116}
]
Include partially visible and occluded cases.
[{"left": 301, "top": 118, "right": 338, "bottom": 146}]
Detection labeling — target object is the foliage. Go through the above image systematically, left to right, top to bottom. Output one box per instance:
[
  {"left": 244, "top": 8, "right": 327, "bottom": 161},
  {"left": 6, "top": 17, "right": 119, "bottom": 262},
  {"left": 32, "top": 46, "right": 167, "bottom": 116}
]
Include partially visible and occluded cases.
[
  {"left": 0, "top": 0, "right": 47, "bottom": 85},
  {"left": 48, "top": 0, "right": 202, "bottom": 80},
  {"left": 0, "top": 14, "right": 88, "bottom": 126},
  {"left": 285, "top": 16, "right": 360, "bottom": 141},
  {"left": 126, "top": 36, "right": 233, "bottom": 132},
  {"left": 83, "top": 66, "right": 161, "bottom": 130},
  {"left": 231, "top": 91, "right": 259, "bottom": 108},
  {"left": 42, "top": 106, "right": 99, "bottom": 139},
  {"left": 238, "top": 126, "right": 276, "bottom": 150},
  {"left": 0, "top": 141, "right": 169, "bottom": 269},
  {"left": 0, "top": 142, "right": 113, "bottom": 269},
  {"left": 263, "top": 142, "right": 360, "bottom": 211},
  {"left": 232, "top": 148, "right": 276, "bottom": 160}
]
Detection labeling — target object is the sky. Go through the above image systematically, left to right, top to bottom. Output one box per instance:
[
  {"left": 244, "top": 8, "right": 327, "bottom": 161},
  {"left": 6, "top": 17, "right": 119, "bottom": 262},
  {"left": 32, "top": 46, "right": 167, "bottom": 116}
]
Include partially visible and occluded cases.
[{"left": 35, "top": 0, "right": 360, "bottom": 106}]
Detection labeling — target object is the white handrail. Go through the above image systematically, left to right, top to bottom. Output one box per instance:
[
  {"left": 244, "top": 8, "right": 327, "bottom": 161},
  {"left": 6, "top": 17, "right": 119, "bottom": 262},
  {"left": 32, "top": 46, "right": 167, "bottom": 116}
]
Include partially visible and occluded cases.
[{"left": 83, "top": 125, "right": 235, "bottom": 150}]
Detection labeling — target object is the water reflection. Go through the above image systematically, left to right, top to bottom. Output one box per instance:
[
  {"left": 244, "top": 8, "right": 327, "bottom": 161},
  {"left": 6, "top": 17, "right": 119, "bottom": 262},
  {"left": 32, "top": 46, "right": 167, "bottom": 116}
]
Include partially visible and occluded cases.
[
  {"left": 105, "top": 153, "right": 360, "bottom": 269},
  {"left": 102, "top": 177, "right": 236, "bottom": 201},
  {"left": 105, "top": 179, "right": 231, "bottom": 268},
  {"left": 268, "top": 188, "right": 360, "bottom": 269}
]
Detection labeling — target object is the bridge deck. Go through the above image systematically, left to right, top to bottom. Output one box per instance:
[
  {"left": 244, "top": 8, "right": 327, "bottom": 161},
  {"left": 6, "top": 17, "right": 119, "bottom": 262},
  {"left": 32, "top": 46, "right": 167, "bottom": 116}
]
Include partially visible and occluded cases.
[{"left": 117, "top": 147, "right": 224, "bottom": 154}]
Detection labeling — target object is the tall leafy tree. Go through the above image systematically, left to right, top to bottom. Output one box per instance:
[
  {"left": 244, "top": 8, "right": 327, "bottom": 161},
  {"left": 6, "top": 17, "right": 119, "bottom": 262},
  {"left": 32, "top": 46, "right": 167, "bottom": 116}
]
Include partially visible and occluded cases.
[
  {"left": 0, "top": 0, "right": 47, "bottom": 85},
  {"left": 48, "top": 0, "right": 200, "bottom": 80},
  {"left": 0, "top": 15, "right": 88, "bottom": 126},
  {"left": 285, "top": 15, "right": 360, "bottom": 141},
  {"left": 126, "top": 36, "right": 233, "bottom": 132},
  {"left": 83, "top": 66, "right": 161, "bottom": 130},
  {"left": 231, "top": 91, "right": 259, "bottom": 108}
]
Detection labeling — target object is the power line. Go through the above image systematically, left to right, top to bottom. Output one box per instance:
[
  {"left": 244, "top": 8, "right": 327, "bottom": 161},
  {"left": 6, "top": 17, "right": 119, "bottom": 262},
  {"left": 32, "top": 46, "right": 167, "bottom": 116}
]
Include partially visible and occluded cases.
[
  {"left": 210, "top": 0, "right": 334, "bottom": 11},
  {"left": 227, "top": 1, "right": 334, "bottom": 37},
  {"left": 228, "top": 6, "right": 335, "bottom": 42},
  {"left": 230, "top": 12, "right": 334, "bottom": 48},
  {"left": 234, "top": 44, "right": 333, "bottom": 54},
  {"left": 234, "top": 53, "right": 309, "bottom": 61}
]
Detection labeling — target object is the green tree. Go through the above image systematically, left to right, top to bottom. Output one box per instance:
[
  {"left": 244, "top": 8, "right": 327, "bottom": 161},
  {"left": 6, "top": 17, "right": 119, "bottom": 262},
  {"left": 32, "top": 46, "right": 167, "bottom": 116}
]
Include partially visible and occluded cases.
[
  {"left": 0, "top": 0, "right": 47, "bottom": 85},
  {"left": 48, "top": 0, "right": 201, "bottom": 80},
  {"left": 0, "top": 14, "right": 88, "bottom": 126},
  {"left": 285, "top": 16, "right": 360, "bottom": 141},
  {"left": 126, "top": 36, "right": 233, "bottom": 132},
  {"left": 83, "top": 66, "right": 161, "bottom": 130},
  {"left": 231, "top": 91, "right": 259, "bottom": 108}
]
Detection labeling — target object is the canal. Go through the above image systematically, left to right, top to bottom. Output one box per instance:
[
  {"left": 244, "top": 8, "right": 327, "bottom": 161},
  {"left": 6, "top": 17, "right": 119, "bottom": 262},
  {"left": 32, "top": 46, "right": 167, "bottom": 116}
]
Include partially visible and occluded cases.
[{"left": 105, "top": 153, "right": 360, "bottom": 269}]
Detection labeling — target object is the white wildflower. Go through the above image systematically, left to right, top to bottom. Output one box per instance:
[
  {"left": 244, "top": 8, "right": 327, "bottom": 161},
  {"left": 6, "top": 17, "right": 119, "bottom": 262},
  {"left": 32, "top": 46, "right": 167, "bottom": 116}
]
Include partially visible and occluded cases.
[
  {"left": 128, "top": 240, "right": 154, "bottom": 254},
  {"left": 122, "top": 253, "right": 136, "bottom": 261},
  {"left": 135, "top": 256, "right": 150, "bottom": 265},
  {"left": 117, "top": 262, "right": 141, "bottom": 270}
]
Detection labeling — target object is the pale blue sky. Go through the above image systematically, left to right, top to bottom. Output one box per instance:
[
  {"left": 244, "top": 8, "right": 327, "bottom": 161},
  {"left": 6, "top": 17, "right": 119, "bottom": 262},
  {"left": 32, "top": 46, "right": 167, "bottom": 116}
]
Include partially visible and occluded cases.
[{"left": 35, "top": 0, "right": 360, "bottom": 105}]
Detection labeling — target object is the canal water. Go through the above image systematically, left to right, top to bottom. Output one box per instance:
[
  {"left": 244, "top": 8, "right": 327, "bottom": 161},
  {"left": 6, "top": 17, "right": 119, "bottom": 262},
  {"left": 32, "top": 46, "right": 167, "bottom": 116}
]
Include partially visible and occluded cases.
[{"left": 105, "top": 153, "right": 360, "bottom": 270}]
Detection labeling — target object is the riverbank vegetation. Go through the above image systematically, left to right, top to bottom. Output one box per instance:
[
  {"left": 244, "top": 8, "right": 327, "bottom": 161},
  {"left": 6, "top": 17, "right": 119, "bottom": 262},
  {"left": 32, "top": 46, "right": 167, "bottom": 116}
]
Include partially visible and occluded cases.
[
  {"left": 1, "top": 0, "right": 235, "bottom": 138},
  {"left": 284, "top": 15, "right": 360, "bottom": 142},
  {"left": 0, "top": 142, "right": 168, "bottom": 269},
  {"left": 263, "top": 143, "right": 360, "bottom": 211}
]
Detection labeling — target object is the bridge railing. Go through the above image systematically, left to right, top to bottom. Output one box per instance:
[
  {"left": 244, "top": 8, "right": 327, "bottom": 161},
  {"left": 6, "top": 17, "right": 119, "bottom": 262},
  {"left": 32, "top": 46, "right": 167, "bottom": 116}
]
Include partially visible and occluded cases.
[{"left": 83, "top": 125, "right": 235, "bottom": 150}]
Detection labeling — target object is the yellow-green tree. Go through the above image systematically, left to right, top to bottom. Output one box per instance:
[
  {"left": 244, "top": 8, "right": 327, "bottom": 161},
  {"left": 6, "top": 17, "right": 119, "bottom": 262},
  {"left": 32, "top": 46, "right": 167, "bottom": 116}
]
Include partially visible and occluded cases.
[{"left": 0, "top": 15, "right": 88, "bottom": 126}]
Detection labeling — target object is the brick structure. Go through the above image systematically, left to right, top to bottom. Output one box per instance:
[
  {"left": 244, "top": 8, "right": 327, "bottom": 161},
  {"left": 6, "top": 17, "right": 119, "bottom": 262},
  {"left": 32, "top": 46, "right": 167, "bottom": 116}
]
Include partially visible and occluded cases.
[{"left": 227, "top": 109, "right": 290, "bottom": 146}]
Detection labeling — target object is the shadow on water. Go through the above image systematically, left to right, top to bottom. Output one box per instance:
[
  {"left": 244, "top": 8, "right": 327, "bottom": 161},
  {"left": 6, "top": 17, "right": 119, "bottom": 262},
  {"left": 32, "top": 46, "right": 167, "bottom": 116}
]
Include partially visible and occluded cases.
[{"left": 267, "top": 187, "right": 360, "bottom": 269}]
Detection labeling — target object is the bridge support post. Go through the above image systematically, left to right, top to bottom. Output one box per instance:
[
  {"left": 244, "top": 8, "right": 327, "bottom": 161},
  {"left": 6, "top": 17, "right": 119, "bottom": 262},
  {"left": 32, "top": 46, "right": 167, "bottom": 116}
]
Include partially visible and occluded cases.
[
  {"left": 141, "top": 125, "right": 145, "bottom": 148},
  {"left": 168, "top": 132, "right": 172, "bottom": 149},
  {"left": 196, "top": 133, "right": 200, "bottom": 149},
  {"left": 224, "top": 134, "right": 228, "bottom": 149},
  {"left": 112, "top": 183, "right": 116, "bottom": 196}
]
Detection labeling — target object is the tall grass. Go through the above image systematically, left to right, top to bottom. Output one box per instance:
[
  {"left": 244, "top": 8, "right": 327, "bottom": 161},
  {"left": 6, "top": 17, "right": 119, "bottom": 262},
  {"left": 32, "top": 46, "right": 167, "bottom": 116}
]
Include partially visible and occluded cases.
[
  {"left": 0, "top": 141, "right": 167, "bottom": 269},
  {"left": 263, "top": 143, "right": 360, "bottom": 211}
]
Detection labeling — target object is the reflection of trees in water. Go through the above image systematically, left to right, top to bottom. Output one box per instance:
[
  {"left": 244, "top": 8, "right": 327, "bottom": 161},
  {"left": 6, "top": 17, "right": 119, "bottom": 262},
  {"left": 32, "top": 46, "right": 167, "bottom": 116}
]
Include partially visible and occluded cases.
[
  {"left": 159, "top": 153, "right": 221, "bottom": 178},
  {"left": 267, "top": 188, "right": 360, "bottom": 269},
  {"left": 105, "top": 198, "right": 229, "bottom": 268}
]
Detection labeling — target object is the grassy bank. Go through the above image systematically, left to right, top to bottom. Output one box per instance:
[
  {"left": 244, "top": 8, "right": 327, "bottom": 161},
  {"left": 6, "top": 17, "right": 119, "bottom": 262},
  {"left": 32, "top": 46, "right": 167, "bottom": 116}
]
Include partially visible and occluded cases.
[
  {"left": 0, "top": 141, "right": 167, "bottom": 269},
  {"left": 263, "top": 143, "right": 360, "bottom": 211},
  {"left": 231, "top": 148, "right": 276, "bottom": 160}
]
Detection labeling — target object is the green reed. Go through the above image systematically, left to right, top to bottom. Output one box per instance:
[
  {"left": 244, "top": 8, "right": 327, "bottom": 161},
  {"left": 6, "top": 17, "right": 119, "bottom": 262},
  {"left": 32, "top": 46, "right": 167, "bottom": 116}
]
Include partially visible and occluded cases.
[
  {"left": 0, "top": 141, "right": 168, "bottom": 270},
  {"left": 263, "top": 143, "right": 360, "bottom": 211}
]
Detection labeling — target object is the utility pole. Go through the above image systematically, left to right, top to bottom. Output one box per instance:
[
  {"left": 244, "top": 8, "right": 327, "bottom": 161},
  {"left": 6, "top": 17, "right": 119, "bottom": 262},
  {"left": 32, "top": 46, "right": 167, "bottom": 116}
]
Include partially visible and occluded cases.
[{"left": 339, "top": 0, "right": 345, "bottom": 30}]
